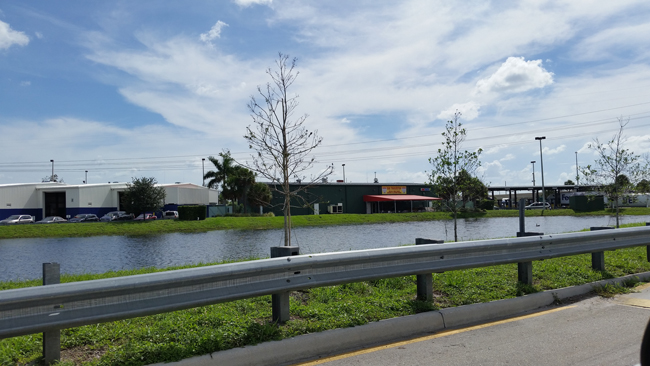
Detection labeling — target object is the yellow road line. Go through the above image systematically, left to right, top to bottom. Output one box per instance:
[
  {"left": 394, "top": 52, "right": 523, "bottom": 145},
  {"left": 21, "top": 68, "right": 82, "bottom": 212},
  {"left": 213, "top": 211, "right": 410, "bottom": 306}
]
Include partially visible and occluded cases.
[
  {"left": 618, "top": 298, "right": 650, "bottom": 309},
  {"left": 291, "top": 305, "right": 576, "bottom": 366}
]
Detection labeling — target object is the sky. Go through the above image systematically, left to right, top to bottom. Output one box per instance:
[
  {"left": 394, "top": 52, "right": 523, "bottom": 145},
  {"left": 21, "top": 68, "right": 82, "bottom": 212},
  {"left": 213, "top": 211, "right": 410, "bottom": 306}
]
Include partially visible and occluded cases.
[{"left": 1, "top": 0, "right": 650, "bottom": 189}]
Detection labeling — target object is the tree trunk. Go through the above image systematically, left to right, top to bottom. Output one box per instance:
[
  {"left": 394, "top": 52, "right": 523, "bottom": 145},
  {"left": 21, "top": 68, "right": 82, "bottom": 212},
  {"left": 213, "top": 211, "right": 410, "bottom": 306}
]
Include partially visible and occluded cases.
[{"left": 283, "top": 190, "right": 291, "bottom": 246}]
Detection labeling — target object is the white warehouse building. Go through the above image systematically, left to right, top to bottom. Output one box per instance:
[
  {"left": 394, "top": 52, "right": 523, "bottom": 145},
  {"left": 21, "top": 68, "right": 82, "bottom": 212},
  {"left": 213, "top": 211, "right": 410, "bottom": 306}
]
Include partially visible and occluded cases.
[{"left": 0, "top": 182, "right": 219, "bottom": 221}]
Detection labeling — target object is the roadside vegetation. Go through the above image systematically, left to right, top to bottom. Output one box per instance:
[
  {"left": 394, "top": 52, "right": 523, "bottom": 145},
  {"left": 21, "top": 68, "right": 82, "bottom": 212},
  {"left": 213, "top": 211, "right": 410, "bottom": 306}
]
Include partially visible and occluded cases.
[
  {"left": 1, "top": 207, "right": 649, "bottom": 240},
  {"left": 2, "top": 230, "right": 650, "bottom": 365}
]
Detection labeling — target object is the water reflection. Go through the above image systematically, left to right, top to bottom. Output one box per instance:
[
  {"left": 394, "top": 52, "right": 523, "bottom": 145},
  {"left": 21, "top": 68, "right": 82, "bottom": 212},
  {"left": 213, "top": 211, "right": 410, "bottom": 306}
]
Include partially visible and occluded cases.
[{"left": 1, "top": 214, "right": 648, "bottom": 281}]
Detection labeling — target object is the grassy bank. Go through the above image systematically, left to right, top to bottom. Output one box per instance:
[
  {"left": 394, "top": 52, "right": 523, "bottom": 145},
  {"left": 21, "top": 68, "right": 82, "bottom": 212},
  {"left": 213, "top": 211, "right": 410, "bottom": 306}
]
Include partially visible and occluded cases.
[
  {"left": 1, "top": 207, "right": 649, "bottom": 240},
  {"left": 1, "top": 227, "right": 649, "bottom": 365}
]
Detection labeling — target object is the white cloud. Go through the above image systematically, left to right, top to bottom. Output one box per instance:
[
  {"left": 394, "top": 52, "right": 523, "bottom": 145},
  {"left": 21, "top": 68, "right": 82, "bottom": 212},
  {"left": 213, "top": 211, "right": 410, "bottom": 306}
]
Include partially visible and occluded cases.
[
  {"left": 233, "top": 0, "right": 272, "bottom": 7},
  {"left": 0, "top": 20, "right": 29, "bottom": 50},
  {"left": 200, "top": 21, "right": 228, "bottom": 43},
  {"left": 573, "top": 22, "right": 650, "bottom": 61},
  {"left": 35, "top": 32, "right": 43, "bottom": 39},
  {"left": 474, "top": 57, "right": 553, "bottom": 94},
  {"left": 20, "top": 81, "right": 31, "bottom": 87},
  {"left": 436, "top": 101, "right": 481, "bottom": 121},
  {"left": 542, "top": 145, "right": 566, "bottom": 155},
  {"left": 500, "top": 154, "right": 515, "bottom": 162}
]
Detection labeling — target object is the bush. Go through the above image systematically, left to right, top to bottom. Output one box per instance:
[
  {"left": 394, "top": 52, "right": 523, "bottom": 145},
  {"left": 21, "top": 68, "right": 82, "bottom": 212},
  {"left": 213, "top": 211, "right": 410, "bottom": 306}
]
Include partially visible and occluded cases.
[
  {"left": 478, "top": 199, "right": 495, "bottom": 210},
  {"left": 178, "top": 205, "right": 206, "bottom": 220}
]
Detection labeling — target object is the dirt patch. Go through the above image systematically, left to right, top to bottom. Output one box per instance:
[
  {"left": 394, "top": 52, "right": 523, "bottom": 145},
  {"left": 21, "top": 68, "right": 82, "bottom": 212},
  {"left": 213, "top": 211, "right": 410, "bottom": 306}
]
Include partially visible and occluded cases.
[{"left": 61, "top": 345, "right": 108, "bottom": 365}]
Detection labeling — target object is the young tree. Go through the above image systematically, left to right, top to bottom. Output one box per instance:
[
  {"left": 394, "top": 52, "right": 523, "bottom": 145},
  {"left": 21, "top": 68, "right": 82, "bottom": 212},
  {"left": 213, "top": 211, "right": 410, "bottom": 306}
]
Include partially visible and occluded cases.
[
  {"left": 244, "top": 53, "right": 332, "bottom": 246},
  {"left": 428, "top": 111, "right": 482, "bottom": 241},
  {"left": 580, "top": 117, "right": 641, "bottom": 227},
  {"left": 122, "top": 177, "right": 166, "bottom": 218},
  {"left": 247, "top": 182, "right": 273, "bottom": 210}
]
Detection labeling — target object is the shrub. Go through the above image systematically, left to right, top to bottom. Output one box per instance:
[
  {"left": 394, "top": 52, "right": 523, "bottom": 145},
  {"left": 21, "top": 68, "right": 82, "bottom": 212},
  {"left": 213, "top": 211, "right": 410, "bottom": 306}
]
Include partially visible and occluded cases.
[{"left": 178, "top": 205, "right": 206, "bottom": 221}]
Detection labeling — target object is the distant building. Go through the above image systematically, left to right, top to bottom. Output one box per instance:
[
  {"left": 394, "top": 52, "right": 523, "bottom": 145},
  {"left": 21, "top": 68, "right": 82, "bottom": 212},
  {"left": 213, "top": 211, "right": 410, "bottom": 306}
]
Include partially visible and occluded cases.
[
  {"left": 0, "top": 182, "right": 219, "bottom": 221},
  {"left": 262, "top": 182, "right": 440, "bottom": 215}
]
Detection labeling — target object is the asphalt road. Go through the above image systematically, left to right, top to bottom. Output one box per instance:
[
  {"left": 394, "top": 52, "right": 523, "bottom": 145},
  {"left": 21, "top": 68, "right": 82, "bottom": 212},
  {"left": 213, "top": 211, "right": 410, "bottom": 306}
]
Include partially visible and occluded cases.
[{"left": 292, "top": 284, "right": 650, "bottom": 366}]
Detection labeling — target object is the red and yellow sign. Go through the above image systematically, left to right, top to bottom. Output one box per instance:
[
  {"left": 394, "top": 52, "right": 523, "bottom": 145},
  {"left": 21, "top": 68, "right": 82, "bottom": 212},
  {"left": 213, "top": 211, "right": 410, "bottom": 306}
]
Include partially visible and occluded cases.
[{"left": 382, "top": 186, "right": 407, "bottom": 194}]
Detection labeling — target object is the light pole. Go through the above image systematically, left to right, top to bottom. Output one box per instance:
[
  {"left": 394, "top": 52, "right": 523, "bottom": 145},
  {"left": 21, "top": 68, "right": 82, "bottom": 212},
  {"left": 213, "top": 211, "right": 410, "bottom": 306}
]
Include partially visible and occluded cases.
[
  {"left": 535, "top": 137, "right": 546, "bottom": 210},
  {"left": 575, "top": 151, "right": 579, "bottom": 186},
  {"left": 202, "top": 158, "right": 206, "bottom": 187},
  {"left": 50, "top": 160, "right": 54, "bottom": 182},
  {"left": 531, "top": 160, "right": 536, "bottom": 202},
  {"left": 342, "top": 164, "right": 346, "bottom": 182},
  {"left": 85, "top": 170, "right": 88, "bottom": 184}
]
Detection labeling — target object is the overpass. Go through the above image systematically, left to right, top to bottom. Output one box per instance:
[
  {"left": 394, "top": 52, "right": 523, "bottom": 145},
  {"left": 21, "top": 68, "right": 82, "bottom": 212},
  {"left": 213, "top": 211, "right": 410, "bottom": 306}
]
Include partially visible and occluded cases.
[{"left": 488, "top": 184, "right": 599, "bottom": 209}]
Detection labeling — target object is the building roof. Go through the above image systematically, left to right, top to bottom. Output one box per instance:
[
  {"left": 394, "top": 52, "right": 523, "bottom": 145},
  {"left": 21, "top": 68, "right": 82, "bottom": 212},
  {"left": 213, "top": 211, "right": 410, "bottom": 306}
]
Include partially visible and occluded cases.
[{"left": 363, "top": 195, "right": 441, "bottom": 202}]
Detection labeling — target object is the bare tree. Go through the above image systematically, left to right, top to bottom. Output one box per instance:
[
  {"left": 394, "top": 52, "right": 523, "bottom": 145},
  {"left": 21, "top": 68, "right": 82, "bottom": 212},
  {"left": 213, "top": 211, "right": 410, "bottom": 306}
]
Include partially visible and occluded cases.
[
  {"left": 244, "top": 53, "right": 332, "bottom": 246},
  {"left": 428, "top": 111, "right": 482, "bottom": 242},
  {"left": 580, "top": 117, "right": 641, "bottom": 227}
]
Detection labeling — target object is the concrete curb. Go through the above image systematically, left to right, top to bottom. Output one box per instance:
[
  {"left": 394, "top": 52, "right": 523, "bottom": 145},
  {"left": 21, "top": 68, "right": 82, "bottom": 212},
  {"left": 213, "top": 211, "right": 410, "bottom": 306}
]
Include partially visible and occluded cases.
[{"left": 149, "top": 271, "right": 650, "bottom": 366}]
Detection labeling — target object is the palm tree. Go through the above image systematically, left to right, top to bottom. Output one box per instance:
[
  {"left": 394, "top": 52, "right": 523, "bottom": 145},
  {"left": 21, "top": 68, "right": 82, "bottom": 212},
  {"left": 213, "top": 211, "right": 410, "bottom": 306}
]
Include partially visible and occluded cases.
[{"left": 204, "top": 152, "right": 235, "bottom": 191}]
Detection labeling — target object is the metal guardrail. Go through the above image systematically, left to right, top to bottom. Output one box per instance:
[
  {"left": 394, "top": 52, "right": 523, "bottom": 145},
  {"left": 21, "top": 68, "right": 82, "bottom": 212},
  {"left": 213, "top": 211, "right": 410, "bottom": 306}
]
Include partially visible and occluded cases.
[{"left": 2, "top": 226, "right": 650, "bottom": 340}]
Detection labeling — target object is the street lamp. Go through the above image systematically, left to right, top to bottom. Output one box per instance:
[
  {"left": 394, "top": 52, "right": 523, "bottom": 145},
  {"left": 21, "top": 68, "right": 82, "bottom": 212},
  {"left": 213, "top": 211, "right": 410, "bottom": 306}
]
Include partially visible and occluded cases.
[
  {"left": 535, "top": 137, "right": 546, "bottom": 210},
  {"left": 575, "top": 151, "right": 579, "bottom": 186},
  {"left": 202, "top": 158, "right": 206, "bottom": 187},
  {"left": 50, "top": 160, "right": 54, "bottom": 182},
  {"left": 531, "top": 160, "right": 536, "bottom": 202},
  {"left": 531, "top": 161, "right": 536, "bottom": 186},
  {"left": 342, "top": 164, "right": 346, "bottom": 183},
  {"left": 85, "top": 170, "right": 88, "bottom": 184}
]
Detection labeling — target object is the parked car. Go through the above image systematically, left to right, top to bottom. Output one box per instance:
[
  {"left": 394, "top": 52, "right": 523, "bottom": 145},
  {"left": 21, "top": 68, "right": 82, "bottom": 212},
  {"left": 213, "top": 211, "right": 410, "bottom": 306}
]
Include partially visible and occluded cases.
[
  {"left": 525, "top": 202, "right": 552, "bottom": 210},
  {"left": 100, "top": 211, "right": 126, "bottom": 222},
  {"left": 161, "top": 211, "right": 179, "bottom": 220},
  {"left": 115, "top": 213, "right": 135, "bottom": 221},
  {"left": 134, "top": 213, "right": 157, "bottom": 221},
  {"left": 68, "top": 214, "right": 100, "bottom": 223},
  {"left": 0, "top": 215, "right": 35, "bottom": 224},
  {"left": 36, "top": 216, "right": 68, "bottom": 224}
]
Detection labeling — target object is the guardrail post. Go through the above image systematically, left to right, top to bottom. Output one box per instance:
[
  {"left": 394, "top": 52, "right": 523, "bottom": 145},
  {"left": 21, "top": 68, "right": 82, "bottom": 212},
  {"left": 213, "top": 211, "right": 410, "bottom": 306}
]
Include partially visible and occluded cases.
[
  {"left": 647, "top": 223, "right": 650, "bottom": 262},
  {"left": 590, "top": 227, "right": 613, "bottom": 271},
  {"left": 415, "top": 238, "right": 444, "bottom": 301},
  {"left": 270, "top": 246, "right": 300, "bottom": 324},
  {"left": 517, "top": 262, "right": 533, "bottom": 286},
  {"left": 42, "top": 263, "right": 60, "bottom": 365}
]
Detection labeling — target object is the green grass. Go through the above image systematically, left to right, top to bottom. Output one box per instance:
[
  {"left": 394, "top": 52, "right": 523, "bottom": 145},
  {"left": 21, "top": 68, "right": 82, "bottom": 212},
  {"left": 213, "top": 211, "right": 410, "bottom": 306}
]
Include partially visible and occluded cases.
[
  {"left": 1, "top": 207, "right": 649, "bottom": 240},
  {"left": 2, "top": 245, "right": 650, "bottom": 366}
]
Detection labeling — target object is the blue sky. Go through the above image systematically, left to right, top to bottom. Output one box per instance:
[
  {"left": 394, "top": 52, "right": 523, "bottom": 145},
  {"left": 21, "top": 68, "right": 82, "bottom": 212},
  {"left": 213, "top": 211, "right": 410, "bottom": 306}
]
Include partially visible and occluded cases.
[{"left": 1, "top": 0, "right": 650, "bottom": 188}]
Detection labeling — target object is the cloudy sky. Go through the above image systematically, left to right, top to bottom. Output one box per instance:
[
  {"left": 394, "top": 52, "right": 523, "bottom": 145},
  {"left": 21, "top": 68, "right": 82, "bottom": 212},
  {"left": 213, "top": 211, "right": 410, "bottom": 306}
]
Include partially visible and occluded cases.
[{"left": 1, "top": 0, "right": 649, "bottom": 188}]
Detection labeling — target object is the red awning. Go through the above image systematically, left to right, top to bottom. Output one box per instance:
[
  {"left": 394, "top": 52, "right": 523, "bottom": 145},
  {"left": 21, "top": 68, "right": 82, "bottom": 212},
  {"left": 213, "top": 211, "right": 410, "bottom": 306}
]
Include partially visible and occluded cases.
[{"left": 363, "top": 195, "right": 441, "bottom": 202}]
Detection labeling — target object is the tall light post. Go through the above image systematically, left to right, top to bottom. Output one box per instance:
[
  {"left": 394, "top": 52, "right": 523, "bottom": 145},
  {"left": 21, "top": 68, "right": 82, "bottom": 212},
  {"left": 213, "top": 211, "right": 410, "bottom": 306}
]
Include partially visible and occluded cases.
[
  {"left": 535, "top": 137, "right": 546, "bottom": 210},
  {"left": 575, "top": 151, "right": 579, "bottom": 186},
  {"left": 202, "top": 158, "right": 206, "bottom": 187},
  {"left": 50, "top": 160, "right": 54, "bottom": 182},
  {"left": 531, "top": 160, "right": 536, "bottom": 202},
  {"left": 531, "top": 161, "right": 536, "bottom": 186},
  {"left": 342, "top": 164, "right": 346, "bottom": 182},
  {"left": 85, "top": 170, "right": 88, "bottom": 184}
]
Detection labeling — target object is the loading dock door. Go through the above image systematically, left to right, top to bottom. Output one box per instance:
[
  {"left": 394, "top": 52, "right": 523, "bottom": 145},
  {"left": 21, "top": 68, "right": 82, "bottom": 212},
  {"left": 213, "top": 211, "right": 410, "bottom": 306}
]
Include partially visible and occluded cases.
[{"left": 44, "top": 192, "right": 66, "bottom": 218}]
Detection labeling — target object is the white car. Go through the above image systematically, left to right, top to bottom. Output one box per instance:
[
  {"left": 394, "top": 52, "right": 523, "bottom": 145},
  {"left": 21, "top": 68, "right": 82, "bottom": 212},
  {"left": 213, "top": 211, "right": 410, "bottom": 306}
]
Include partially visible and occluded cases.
[
  {"left": 525, "top": 202, "right": 552, "bottom": 210},
  {"left": 161, "top": 211, "right": 179, "bottom": 219},
  {"left": 0, "top": 214, "right": 35, "bottom": 224}
]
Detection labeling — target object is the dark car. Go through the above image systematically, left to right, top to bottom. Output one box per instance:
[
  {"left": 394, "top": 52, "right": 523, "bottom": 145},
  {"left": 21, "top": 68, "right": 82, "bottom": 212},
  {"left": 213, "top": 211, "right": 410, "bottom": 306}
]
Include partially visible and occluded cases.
[
  {"left": 100, "top": 211, "right": 126, "bottom": 222},
  {"left": 115, "top": 213, "right": 134, "bottom": 221},
  {"left": 68, "top": 214, "right": 100, "bottom": 223},
  {"left": 36, "top": 216, "right": 68, "bottom": 224}
]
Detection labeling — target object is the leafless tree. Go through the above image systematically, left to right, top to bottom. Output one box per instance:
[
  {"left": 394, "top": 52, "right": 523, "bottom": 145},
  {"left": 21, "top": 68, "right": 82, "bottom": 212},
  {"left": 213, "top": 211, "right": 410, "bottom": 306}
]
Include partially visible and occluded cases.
[
  {"left": 244, "top": 53, "right": 332, "bottom": 246},
  {"left": 580, "top": 117, "right": 641, "bottom": 227}
]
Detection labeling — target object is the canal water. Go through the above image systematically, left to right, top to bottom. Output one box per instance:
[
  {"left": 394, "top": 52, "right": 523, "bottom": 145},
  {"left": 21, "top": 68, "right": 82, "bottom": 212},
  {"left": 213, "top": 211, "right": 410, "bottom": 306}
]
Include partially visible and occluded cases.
[{"left": 1, "top": 215, "right": 648, "bottom": 281}]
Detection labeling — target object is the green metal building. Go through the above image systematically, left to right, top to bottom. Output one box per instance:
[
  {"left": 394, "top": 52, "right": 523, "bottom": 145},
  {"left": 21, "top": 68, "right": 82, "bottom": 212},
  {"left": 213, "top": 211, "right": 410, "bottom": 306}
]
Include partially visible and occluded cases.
[{"left": 262, "top": 182, "right": 439, "bottom": 216}]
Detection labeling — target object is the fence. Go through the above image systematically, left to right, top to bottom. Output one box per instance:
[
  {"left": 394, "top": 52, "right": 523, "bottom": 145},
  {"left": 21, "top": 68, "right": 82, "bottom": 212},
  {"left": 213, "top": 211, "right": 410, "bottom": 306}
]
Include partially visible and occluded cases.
[{"left": 1, "top": 225, "right": 650, "bottom": 364}]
